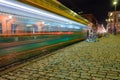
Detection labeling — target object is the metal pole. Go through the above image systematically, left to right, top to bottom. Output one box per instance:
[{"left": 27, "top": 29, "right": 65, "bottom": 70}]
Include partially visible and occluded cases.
[
  {"left": 114, "top": 4, "right": 116, "bottom": 35},
  {"left": 115, "top": 4, "right": 116, "bottom": 11}
]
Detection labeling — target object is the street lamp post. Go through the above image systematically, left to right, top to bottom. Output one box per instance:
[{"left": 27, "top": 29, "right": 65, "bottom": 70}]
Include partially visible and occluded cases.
[{"left": 113, "top": 1, "right": 117, "bottom": 35}]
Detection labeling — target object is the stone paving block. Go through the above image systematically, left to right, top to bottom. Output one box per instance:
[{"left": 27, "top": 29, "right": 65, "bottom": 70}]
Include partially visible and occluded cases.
[
  {"left": 103, "top": 64, "right": 113, "bottom": 68},
  {"left": 96, "top": 65, "right": 104, "bottom": 68},
  {"left": 113, "top": 65, "right": 120, "bottom": 68},
  {"left": 81, "top": 67, "right": 90, "bottom": 71},
  {"left": 90, "top": 67, "right": 99, "bottom": 71},
  {"left": 99, "top": 68, "right": 111, "bottom": 71},
  {"left": 111, "top": 68, "right": 120, "bottom": 72},
  {"left": 29, "top": 70, "right": 38, "bottom": 74},
  {"left": 44, "top": 70, "right": 53, "bottom": 74},
  {"left": 79, "top": 70, "right": 88, "bottom": 73},
  {"left": 88, "top": 70, "right": 98, "bottom": 74},
  {"left": 98, "top": 70, "right": 108, "bottom": 73},
  {"left": 53, "top": 71, "right": 62, "bottom": 75},
  {"left": 107, "top": 71, "right": 119, "bottom": 75},
  {"left": 7, "top": 72, "right": 15, "bottom": 76},
  {"left": 23, "top": 72, "right": 32, "bottom": 75},
  {"left": 38, "top": 72, "right": 46, "bottom": 75},
  {"left": 71, "top": 72, "right": 80, "bottom": 75},
  {"left": 97, "top": 72, "right": 106, "bottom": 75},
  {"left": 46, "top": 73, "right": 55, "bottom": 77},
  {"left": 61, "top": 73, "right": 70, "bottom": 76},
  {"left": 70, "top": 73, "right": 80, "bottom": 78},
  {"left": 81, "top": 73, "right": 90, "bottom": 76},
  {"left": 107, "top": 73, "right": 119, "bottom": 77},
  {"left": 20, "top": 74, "right": 30, "bottom": 78},
  {"left": 32, "top": 74, "right": 40, "bottom": 78},
  {"left": 55, "top": 74, "right": 66, "bottom": 79},
  {"left": 91, "top": 74, "right": 105, "bottom": 78},
  {"left": 1, "top": 75, "right": 9, "bottom": 78},
  {"left": 80, "top": 75, "right": 91, "bottom": 79},
  {"left": 106, "top": 75, "right": 120, "bottom": 79},
  {"left": 6, "top": 76, "right": 17, "bottom": 80},
  {"left": 64, "top": 76, "right": 74, "bottom": 80},
  {"left": 0, "top": 77, "right": 8, "bottom": 80},
  {"left": 16, "top": 77, "right": 25, "bottom": 80},
  {"left": 37, "top": 77, "right": 48, "bottom": 80},
  {"left": 48, "top": 77, "right": 56, "bottom": 80},
  {"left": 91, "top": 77, "right": 103, "bottom": 80},
  {"left": 80, "top": 78, "right": 89, "bottom": 80},
  {"left": 103, "top": 78, "right": 111, "bottom": 80},
  {"left": 24, "top": 79, "right": 31, "bottom": 80}
]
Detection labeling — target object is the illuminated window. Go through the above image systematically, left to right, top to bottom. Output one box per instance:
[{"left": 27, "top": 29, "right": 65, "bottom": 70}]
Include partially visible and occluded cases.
[{"left": 118, "top": 13, "right": 120, "bottom": 27}]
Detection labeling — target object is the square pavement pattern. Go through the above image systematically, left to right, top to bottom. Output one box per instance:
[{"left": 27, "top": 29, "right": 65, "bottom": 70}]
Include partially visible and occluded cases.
[{"left": 0, "top": 34, "right": 120, "bottom": 80}]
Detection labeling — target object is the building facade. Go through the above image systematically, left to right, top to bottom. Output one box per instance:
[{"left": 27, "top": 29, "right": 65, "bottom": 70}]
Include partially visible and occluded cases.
[{"left": 107, "top": 11, "right": 120, "bottom": 32}]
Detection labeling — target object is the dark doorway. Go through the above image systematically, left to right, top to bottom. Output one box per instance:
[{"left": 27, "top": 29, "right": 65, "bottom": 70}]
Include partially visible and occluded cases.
[
  {"left": 0, "top": 22, "right": 2, "bottom": 34},
  {"left": 11, "top": 24, "right": 17, "bottom": 34}
]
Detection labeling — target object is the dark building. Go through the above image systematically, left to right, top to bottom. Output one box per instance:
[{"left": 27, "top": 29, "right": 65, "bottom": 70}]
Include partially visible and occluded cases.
[{"left": 81, "top": 14, "right": 97, "bottom": 27}]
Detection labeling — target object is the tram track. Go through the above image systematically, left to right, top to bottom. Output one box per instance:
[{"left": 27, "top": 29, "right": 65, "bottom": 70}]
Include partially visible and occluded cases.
[{"left": 0, "top": 36, "right": 85, "bottom": 72}]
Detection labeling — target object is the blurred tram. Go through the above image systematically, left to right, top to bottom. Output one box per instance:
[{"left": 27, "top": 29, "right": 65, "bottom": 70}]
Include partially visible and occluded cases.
[{"left": 0, "top": 0, "right": 90, "bottom": 70}]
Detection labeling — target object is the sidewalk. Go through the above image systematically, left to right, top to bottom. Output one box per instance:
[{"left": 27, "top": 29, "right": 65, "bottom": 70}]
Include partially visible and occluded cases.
[{"left": 0, "top": 34, "right": 120, "bottom": 80}]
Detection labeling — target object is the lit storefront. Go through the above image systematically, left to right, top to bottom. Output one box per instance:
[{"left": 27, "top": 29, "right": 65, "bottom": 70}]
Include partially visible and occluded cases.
[{"left": 107, "top": 11, "right": 120, "bottom": 32}]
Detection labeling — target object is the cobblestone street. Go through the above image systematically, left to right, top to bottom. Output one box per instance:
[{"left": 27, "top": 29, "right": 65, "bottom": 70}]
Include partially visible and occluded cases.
[{"left": 0, "top": 34, "right": 120, "bottom": 80}]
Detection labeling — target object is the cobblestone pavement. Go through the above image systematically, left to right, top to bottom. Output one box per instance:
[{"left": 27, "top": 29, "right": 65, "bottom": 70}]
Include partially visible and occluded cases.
[{"left": 0, "top": 34, "right": 120, "bottom": 80}]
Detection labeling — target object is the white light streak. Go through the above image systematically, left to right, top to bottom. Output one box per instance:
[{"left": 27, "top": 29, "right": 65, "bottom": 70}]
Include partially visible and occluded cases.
[{"left": 0, "top": 0, "right": 88, "bottom": 29}]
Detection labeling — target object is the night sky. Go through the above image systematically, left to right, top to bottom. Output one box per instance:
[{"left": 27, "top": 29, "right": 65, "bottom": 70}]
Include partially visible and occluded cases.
[{"left": 58, "top": 0, "right": 120, "bottom": 24}]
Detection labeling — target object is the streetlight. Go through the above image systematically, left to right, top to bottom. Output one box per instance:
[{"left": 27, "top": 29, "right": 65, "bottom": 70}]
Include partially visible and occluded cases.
[
  {"left": 113, "top": 0, "right": 117, "bottom": 35},
  {"left": 6, "top": 15, "right": 12, "bottom": 34}
]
